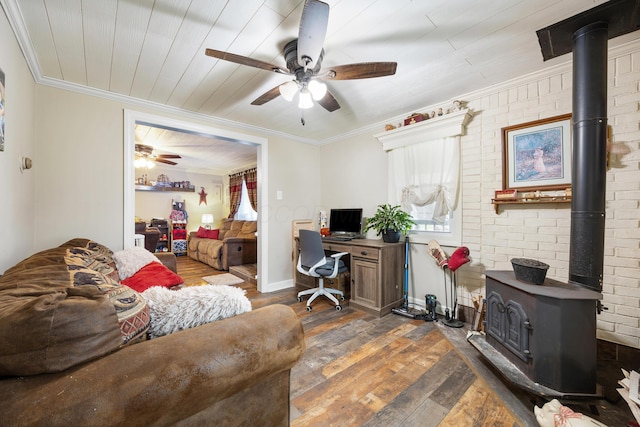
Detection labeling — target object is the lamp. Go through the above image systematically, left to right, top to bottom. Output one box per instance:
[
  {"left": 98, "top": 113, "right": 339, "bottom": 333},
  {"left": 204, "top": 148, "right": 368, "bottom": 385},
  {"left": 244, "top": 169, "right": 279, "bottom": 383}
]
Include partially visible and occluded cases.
[
  {"left": 280, "top": 79, "right": 327, "bottom": 109},
  {"left": 201, "top": 213, "right": 214, "bottom": 229}
]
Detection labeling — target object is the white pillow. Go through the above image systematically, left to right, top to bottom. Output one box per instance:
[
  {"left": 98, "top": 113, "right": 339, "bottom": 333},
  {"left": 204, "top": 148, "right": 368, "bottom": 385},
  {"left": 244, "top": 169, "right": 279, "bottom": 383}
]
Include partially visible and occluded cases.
[
  {"left": 113, "top": 247, "right": 160, "bottom": 280},
  {"left": 142, "top": 285, "right": 252, "bottom": 339}
]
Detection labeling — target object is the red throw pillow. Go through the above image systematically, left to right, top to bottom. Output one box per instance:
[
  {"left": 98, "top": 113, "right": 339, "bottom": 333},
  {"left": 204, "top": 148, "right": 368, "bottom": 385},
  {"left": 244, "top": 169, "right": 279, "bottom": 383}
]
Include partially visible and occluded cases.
[
  {"left": 196, "top": 226, "right": 208, "bottom": 238},
  {"left": 206, "top": 229, "right": 219, "bottom": 239},
  {"left": 121, "top": 262, "right": 183, "bottom": 293}
]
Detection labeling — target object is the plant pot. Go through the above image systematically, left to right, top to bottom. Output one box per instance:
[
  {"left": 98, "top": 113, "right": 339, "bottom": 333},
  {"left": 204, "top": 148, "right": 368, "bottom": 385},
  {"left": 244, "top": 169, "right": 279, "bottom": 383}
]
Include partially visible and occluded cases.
[{"left": 382, "top": 229, "right": 401, "bottom": 243}]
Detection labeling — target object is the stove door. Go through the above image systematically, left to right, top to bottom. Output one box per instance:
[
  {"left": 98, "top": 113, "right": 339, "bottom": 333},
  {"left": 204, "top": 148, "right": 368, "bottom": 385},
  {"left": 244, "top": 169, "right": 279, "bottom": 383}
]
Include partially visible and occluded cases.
[{"left": 486, "top": 291, "right": 532, "bottom": 363}]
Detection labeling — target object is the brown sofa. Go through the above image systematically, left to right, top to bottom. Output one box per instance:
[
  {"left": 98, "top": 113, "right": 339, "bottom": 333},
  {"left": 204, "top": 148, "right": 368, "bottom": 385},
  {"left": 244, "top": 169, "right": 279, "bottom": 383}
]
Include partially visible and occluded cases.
[
  {"left": 188, "top": 219, "right": 257, "bottom": 270},
  {"left": 0, "top": 238, "right": 305, "bottom": 426}
]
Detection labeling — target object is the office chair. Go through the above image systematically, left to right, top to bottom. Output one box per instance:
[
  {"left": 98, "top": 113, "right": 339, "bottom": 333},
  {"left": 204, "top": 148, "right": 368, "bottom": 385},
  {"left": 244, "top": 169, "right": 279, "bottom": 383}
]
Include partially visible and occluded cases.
[{"left": 296, "top": 229, "right": 348, "bottom": 311}]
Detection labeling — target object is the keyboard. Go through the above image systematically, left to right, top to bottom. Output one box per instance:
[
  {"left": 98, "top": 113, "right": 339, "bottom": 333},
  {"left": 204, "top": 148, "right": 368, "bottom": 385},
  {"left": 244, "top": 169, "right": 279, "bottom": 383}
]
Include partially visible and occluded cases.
[{"left": 323, "top": 236, "right": 352, "bottom": 241}]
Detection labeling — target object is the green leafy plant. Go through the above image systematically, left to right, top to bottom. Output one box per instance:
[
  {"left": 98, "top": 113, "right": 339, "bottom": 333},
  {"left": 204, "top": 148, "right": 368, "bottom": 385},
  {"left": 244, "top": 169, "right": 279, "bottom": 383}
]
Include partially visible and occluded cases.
[{"left": 364, "top": 204, "right": 415, "bottom": 241}]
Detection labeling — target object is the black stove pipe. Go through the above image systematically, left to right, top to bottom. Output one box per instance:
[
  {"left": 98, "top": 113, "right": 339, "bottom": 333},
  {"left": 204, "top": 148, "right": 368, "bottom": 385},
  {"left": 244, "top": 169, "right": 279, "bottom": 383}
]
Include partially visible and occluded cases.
[{"left": 569, "top": 22, "right": 608, "bottom": 292}]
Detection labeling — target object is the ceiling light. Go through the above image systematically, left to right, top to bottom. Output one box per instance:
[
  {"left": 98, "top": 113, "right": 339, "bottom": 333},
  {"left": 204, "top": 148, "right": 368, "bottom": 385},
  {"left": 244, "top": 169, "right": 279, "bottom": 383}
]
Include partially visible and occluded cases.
[
  {"left": 279, "top": 80, "right": 298, "bottom": 102},
  {"left": 308, "top": 80, "right": 327, "bottom": 100},
  {"left": 298, "top": 88, "right": 313, "bottom": 109},
  {"left": 134, "top": 157, "right": 155, "bottom": 169}
]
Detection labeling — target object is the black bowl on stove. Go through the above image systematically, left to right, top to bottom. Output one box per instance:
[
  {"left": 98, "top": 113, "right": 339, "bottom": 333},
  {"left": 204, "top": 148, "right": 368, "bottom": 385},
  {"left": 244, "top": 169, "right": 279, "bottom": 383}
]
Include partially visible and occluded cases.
[{"left": 511, "top": 258, "right": 549, "bottom": 285}]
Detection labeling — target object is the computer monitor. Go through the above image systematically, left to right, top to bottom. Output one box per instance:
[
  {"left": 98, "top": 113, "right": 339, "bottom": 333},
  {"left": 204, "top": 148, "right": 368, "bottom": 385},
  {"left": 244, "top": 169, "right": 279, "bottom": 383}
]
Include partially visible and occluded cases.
[{"left": 329, "top": 208, "right": 363, "bottom": 237}]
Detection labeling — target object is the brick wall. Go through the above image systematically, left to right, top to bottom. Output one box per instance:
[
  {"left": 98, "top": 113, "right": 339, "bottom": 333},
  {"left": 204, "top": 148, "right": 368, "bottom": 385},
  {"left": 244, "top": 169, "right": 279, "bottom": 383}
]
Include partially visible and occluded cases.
[{"left": 456, "top": 40, "right": 640, "bottom": 348}]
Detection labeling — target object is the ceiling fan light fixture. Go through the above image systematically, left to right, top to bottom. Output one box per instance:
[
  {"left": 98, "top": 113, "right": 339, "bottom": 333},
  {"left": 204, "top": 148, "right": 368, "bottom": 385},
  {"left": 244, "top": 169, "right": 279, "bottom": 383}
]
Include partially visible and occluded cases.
[
  {"left": 279, "top": 80, "right": 298, "bottom": 102},
  {"left": 308, "top": 80, "right": 327, "bottom": 100},
  {"left": 298, "top": 89, "right": 314, "bottom": 109},
  {"left": 134, "top": 157, "right": 155, "bottom": 169}
]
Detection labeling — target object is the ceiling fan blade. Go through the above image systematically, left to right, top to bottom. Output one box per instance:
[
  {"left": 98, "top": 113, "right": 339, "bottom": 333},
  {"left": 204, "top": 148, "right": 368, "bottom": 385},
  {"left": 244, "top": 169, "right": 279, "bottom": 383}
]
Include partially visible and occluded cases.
[
  {"left": 297, "top": 0, "right": 329, "bottom": 69},
  {"left": 205, "top": 49, "right": 290, "bottom": 75},
  {"left": 321, "top": 62, "right": 397, "bottom": 80},
  {"left": 251, "top": 84, "right": 283, "bottom": 106},
  {"left": 317, "top": 90, "right": 340, "bottom": 112},
  {"left": 156, "top": 154, "right": 181, "bottom": 159},
  {"left": 155, "top": 158, "right": 178, "bottom": 166}
]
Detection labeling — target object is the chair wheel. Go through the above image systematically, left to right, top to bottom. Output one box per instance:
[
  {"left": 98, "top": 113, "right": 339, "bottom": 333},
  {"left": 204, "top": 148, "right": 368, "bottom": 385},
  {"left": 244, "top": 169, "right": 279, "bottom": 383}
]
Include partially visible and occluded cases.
[
  {"left": 297, "top": 296, "right": 303, "bottom": 302},
  {"left": 340, "top": 296, "right": 345, "bottom": 301},
  {"left": 335, "top": 305, "right": 342, "bottom": 311},
  {"left": 306, "top": 306, "right": 312, "bottom": 312}
]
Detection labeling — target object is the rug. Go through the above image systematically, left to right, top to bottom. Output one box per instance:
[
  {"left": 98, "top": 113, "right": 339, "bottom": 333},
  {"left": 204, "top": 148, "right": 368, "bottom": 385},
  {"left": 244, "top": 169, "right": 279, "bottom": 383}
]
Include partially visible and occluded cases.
[
  {"left": 203, "top": 273, "right": 244, "bottom": 286},
  {"left": 142, "top": 284, "right": 252, "bottom": 338}
]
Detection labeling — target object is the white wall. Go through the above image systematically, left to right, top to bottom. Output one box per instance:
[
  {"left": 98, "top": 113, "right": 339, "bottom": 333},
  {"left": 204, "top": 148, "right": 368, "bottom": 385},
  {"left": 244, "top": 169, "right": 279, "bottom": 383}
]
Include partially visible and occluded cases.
[
  {"left": 0, "top": 7, "right": 36, "bottom": 273},
  {"left": 321, "top": 39, "right": 640, "bottom": 349},
  {"left": 29, "top": 84, "right": 320, "bottom": 291},
  {"left": 265, "top": 135, "right": 321, "bottom": 286}
]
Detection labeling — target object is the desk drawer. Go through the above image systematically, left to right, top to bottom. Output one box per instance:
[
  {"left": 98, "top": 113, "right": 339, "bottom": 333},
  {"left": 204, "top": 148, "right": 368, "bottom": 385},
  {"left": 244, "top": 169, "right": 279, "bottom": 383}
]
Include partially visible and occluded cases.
[
  {"left": 322, "top": 243, "right": 352, "bottom": 254},
  {"left": 351, "top": 247, "right": 379, "bottom": 261}
]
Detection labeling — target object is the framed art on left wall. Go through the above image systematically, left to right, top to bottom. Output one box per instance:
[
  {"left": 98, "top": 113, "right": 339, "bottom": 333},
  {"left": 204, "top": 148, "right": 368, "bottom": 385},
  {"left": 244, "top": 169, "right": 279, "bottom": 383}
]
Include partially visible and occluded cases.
[{"left": 0, "top": 67, "right": 5, "bottom": 152}]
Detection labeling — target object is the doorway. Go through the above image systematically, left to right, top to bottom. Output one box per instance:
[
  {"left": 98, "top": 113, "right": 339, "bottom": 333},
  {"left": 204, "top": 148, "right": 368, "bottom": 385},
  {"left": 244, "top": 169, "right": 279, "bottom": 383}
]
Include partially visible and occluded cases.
[{"left": 123, "top": 110, "right": 269, "bottom": 292}]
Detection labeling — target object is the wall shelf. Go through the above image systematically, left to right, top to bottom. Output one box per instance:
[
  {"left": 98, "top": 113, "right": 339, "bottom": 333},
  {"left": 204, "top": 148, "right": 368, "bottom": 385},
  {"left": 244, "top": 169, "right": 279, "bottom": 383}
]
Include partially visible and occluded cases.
[
  {"left": 135, "top": 184, "right": 194, "bottom": 193},
  {"left": 492, "top": 196, "right": 571, "bottom": 214}
]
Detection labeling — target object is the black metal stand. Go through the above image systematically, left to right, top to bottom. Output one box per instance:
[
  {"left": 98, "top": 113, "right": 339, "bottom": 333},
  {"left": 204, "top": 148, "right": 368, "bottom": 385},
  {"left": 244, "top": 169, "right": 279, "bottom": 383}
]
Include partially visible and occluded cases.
[{"left": 443, "top": 268, "right": 463, "bottom": 328}]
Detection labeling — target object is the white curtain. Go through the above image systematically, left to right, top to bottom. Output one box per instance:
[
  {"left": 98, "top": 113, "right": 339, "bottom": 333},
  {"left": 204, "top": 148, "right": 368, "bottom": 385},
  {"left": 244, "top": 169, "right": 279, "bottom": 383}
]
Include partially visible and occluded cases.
[{"left": 388, "top": 136, "right": 460, "bottom": 223}]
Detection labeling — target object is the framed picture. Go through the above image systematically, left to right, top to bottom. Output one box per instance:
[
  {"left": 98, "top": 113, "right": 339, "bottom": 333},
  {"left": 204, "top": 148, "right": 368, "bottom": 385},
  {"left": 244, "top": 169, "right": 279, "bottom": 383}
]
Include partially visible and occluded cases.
[{"left": 502, "top": 113, "right": 572, "bottom": 191}]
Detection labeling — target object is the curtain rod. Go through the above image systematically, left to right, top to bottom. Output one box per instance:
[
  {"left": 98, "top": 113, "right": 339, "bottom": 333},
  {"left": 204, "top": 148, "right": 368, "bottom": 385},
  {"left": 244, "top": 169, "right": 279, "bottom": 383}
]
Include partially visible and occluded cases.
[{"left": 229, "top": 167, "right": 256, "bottom": 178}]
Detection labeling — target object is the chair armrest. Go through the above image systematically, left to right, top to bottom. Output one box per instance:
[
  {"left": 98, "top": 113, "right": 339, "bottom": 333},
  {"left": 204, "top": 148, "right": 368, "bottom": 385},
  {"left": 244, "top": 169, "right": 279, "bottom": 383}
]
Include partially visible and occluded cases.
[
  {"left": 155, "top": 252, "right": 177, "bottom": 273},
  {"left": 0, "top": 304, "right": 304, "bottom": 426}
]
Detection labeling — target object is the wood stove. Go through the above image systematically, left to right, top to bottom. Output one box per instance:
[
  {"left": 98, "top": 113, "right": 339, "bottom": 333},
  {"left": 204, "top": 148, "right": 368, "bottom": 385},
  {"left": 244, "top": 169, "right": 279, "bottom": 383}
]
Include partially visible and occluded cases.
[
  {"left": 469, "top": 0, "right": 639, "bottom": 399},
  {"left": 485, "top": 271, "right": 601, "bottom": 394}
]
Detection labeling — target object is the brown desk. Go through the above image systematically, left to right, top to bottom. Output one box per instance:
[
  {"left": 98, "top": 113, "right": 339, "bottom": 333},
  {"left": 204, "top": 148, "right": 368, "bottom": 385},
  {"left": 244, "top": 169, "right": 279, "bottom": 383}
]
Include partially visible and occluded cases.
[{"left": 294, "top": 238, "right": 404, "bottom": 317}]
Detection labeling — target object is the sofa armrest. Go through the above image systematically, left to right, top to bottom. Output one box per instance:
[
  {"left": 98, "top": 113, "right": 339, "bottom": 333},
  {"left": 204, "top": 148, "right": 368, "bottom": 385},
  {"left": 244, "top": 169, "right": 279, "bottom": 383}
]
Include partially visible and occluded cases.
[
  {"left": 222, "top": 238, "right": 257, "bottom": 270},
  {"left": 155, "top": 252, "right": 177, "bottom": 273},
  {"left": 0, "top": 304, "right": 305, "bottom": 426}
]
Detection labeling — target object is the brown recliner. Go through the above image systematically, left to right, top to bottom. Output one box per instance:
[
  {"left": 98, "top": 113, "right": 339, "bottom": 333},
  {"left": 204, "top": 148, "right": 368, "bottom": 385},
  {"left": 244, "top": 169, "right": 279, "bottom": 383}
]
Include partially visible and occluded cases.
[{"left": 135, "top": 221, "right": 160, "bottom": 253}]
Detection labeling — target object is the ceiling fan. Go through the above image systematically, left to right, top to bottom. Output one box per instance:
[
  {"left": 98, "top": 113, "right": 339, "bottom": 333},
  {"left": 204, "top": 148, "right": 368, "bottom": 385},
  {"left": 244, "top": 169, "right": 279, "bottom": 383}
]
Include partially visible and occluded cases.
[
  {"left": 205, "top": 0, "right": 397, "bottom": 112},
  {"left": 135, "top": 143, "right": 181, "bottom": 167}
]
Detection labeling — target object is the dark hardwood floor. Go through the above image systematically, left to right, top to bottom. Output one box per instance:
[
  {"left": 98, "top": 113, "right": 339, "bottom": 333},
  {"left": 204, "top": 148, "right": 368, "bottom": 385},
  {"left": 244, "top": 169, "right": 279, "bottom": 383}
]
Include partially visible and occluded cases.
[{"left": 175, "top": 256, "right": 636, "bottom": 427}]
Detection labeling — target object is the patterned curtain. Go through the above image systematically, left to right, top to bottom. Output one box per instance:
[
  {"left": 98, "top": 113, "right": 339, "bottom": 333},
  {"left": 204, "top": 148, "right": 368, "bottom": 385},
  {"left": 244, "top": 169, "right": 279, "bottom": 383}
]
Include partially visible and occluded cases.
[
  {"left": 245, "top": 168, "right": 258, "bottom": 212},
  {"left": 228, "top": 173, "right": 243, "bottom": 219}
]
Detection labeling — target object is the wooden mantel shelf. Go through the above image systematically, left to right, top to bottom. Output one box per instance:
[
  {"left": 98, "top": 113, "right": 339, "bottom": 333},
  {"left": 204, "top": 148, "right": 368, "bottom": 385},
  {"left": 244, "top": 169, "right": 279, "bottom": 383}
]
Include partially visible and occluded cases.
[
  {"left": 374, "top": 109, "right": 473, "bottom": 150},
  {"left": 135, "top": 184, "right": 195, "bottom": 192},
  {"left": 491, "top": 196, "right": 572, "bottom": 214}
]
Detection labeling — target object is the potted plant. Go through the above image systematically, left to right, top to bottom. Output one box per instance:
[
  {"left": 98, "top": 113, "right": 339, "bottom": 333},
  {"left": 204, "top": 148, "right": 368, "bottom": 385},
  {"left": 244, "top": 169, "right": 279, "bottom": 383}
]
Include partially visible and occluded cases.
[{"left": 364, "top": 204, "right": 415, "bottom": 243}]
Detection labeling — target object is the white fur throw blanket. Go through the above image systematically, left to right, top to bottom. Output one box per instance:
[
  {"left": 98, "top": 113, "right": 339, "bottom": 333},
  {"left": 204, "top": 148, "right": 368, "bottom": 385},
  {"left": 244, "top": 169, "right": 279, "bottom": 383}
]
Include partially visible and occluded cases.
[{"left": 142, "top": 285, "right": 252, "bottom": 339}]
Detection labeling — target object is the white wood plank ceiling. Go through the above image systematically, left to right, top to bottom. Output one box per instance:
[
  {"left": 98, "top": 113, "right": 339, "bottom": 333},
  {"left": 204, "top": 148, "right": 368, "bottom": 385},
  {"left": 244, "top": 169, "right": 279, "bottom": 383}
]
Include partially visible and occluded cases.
[{"left": 2, "top": 0, "right": 633, "bottom": 169}]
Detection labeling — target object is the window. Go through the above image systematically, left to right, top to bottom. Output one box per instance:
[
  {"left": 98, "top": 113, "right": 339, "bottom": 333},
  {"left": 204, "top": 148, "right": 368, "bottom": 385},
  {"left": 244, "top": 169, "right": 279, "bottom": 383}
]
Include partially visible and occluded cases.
[
  {"left": 388, "top": 136, "right": 461, "bottom": 246},
  {"left": 234, "top": 178, "right": 257, "bottom": 221}
]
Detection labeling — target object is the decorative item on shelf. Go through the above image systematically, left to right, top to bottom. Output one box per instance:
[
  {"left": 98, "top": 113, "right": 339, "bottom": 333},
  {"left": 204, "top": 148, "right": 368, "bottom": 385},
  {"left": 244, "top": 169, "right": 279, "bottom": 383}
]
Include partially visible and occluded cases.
[
  {"left": 451, "top": 100, "right": 465, "bottom": 111},
  {"left": 437, "top": 107, "right": 443, "bottom": 116},
  {"left": 403, "top": 113, "right": 426, "bottom": 126},
  {"left": 384, "top": 124, "right": 396, "bottom": 131},
  {"left": 156, "top": 174, "right": 171, "bottom": 187},
  {"left": 565, "top": 187, "right": 572, "bottom": 197},
  {"left": 494, "top": 189, "right": 517, "bottom": 201},
  {"left": 363, "top": 204, "right": 415, "bottom": 243}
]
